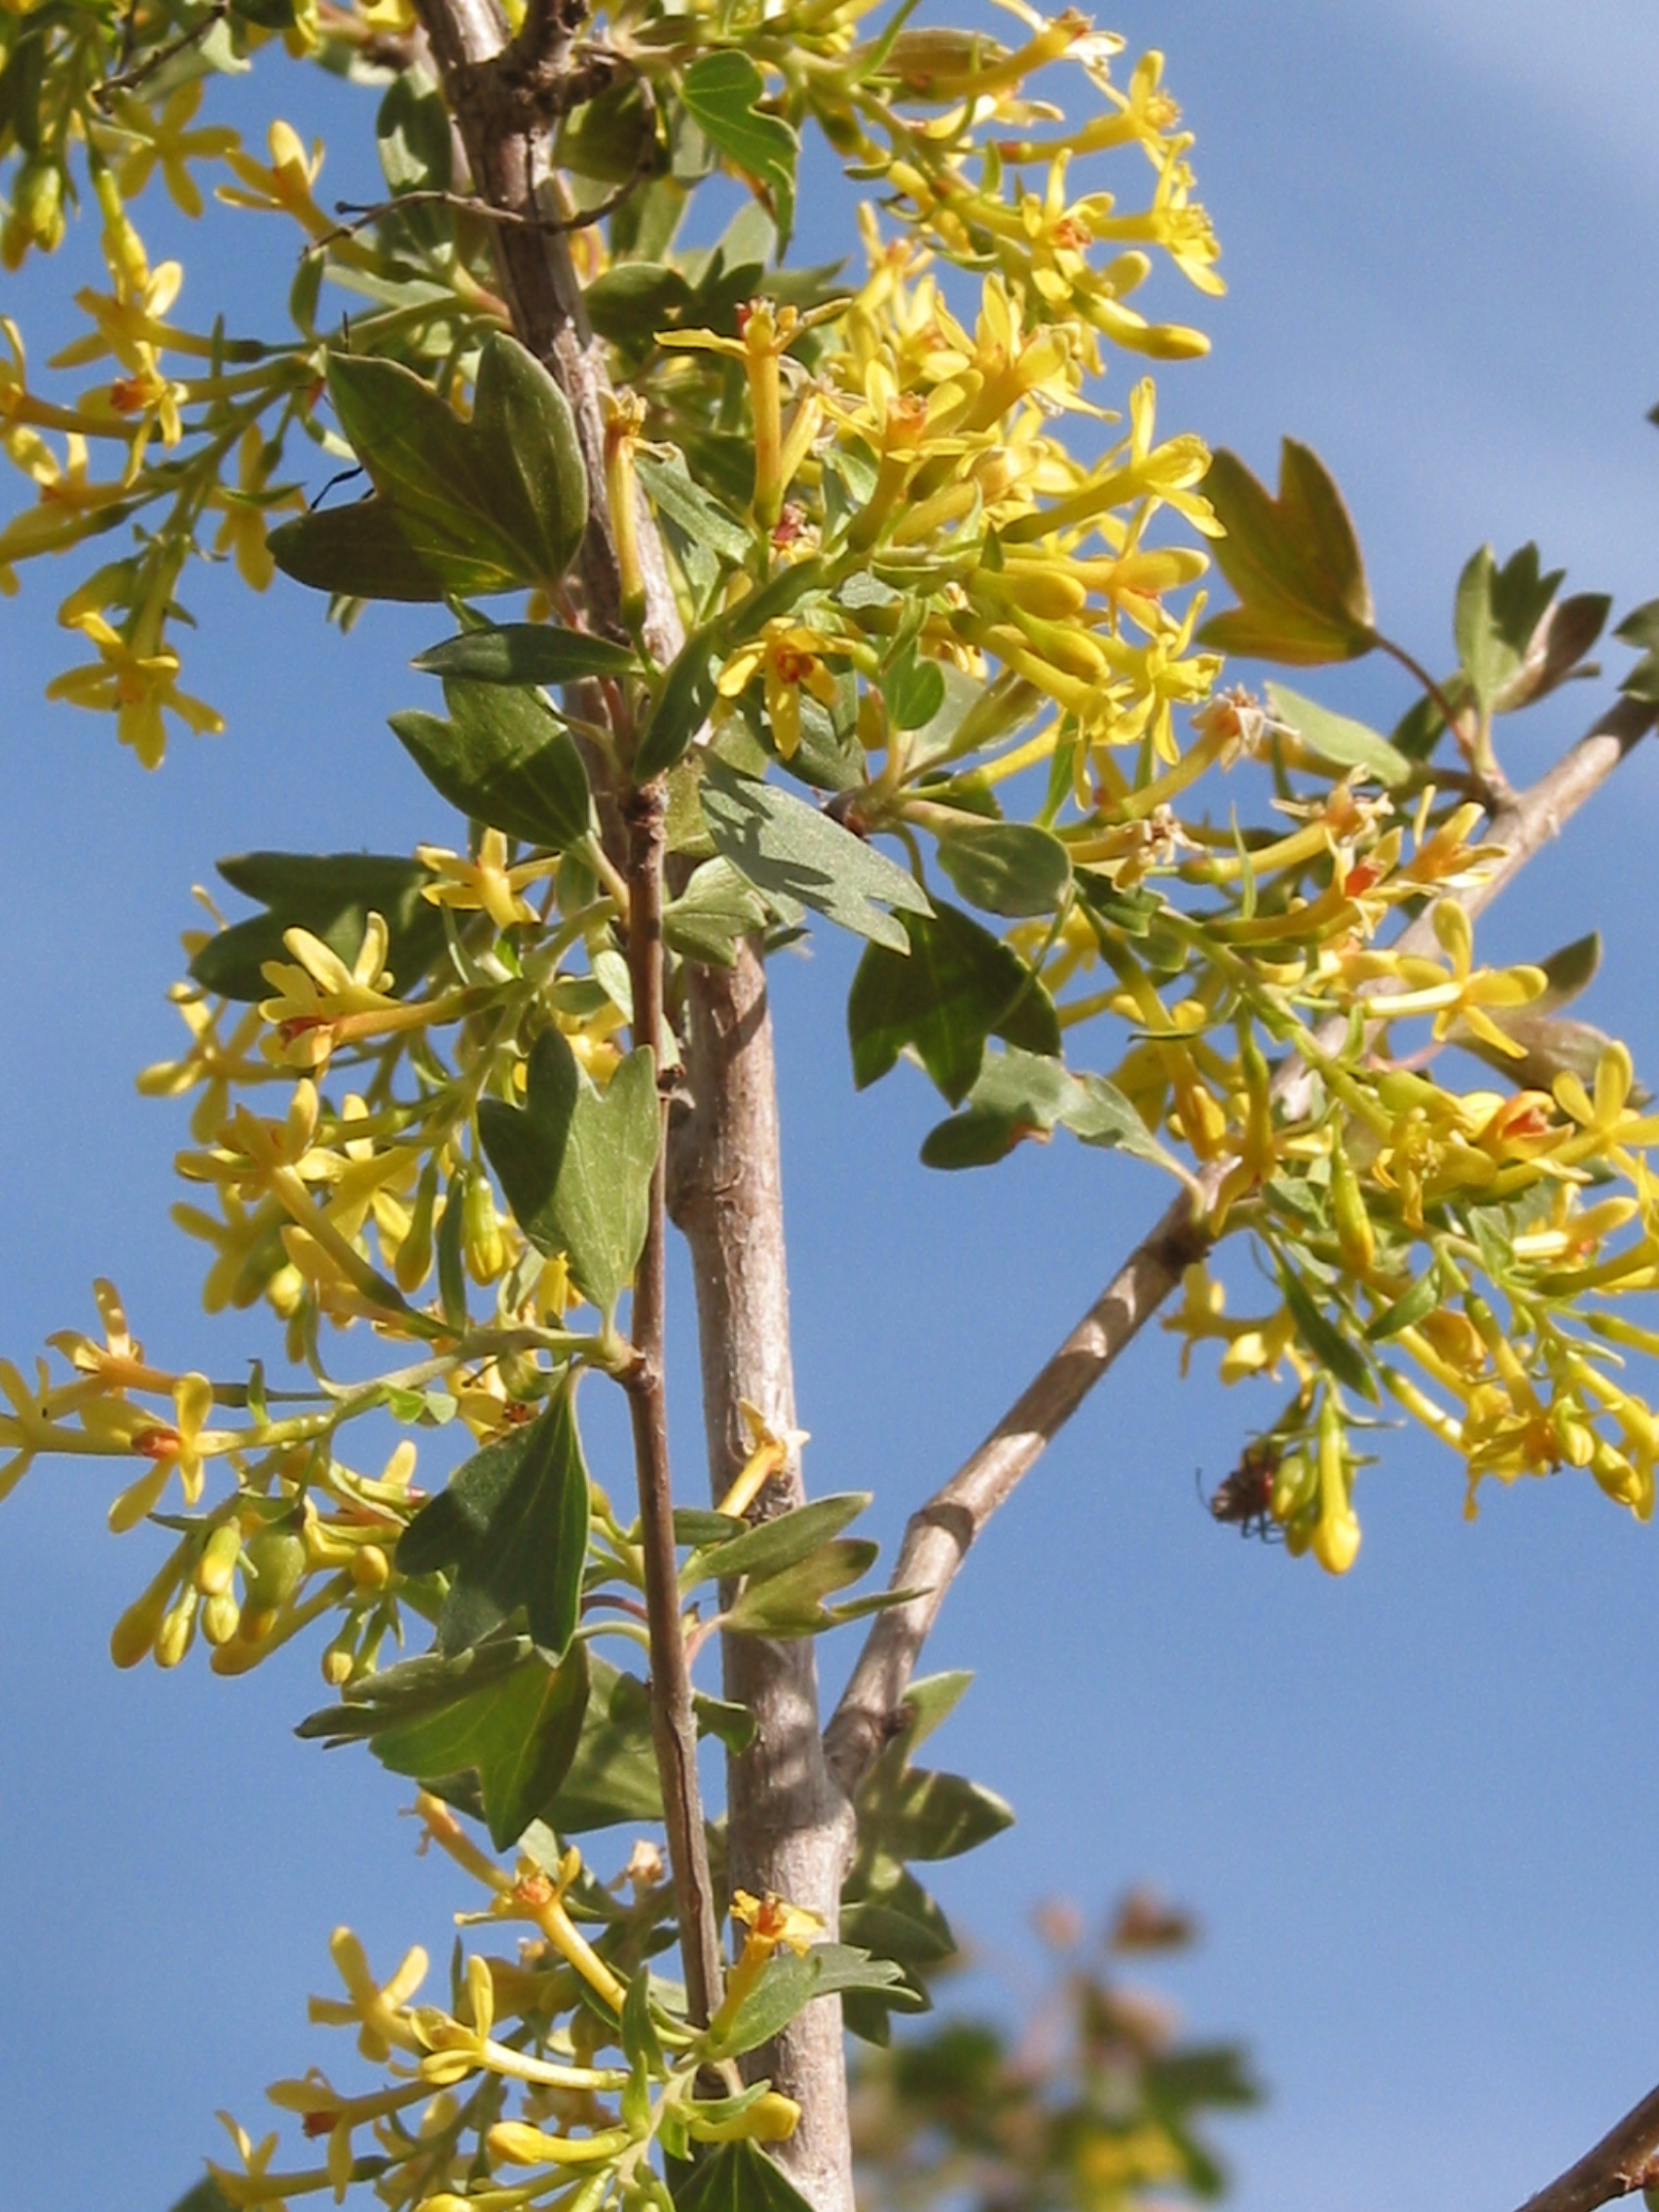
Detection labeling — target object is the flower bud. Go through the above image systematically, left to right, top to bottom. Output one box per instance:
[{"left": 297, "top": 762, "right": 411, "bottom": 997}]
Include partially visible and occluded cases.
[
  {"left": 2, "top": 160, "right": 65, "bottom": 267},
  {"left": 1329, "top": 1143, "right": 1375, "bottom": 1275},
  {"left": 395, "top": 1160, "right": 439, "bottom": 1293},
  {"left": 463, "top": 1171, "right": 504, "bottom": 1284},
  {"left": 1310, "top": 1400, "right": 1360, "bottom": 1575},
  {"left": 1270, "top": 1451, "right": 1315, "bottom": 1523},
  {"left": 195, "top": 1519, "right": 244, "bottom": 1597},
  {"left": 242, "top": 1525, "right": 308, "bottom": 1614},
  {"left": 350, "top": 1542, "right": 389, "bottom": 1595},
  {"left": 110, "top": 1572, "right": 178, "bottom": 1669},
  {"left": 155, "top": 1589, "right": 199, "bottom": 1669},
  {"left": 202, "top": 1590, "right": 242, "bottom": 1646}
]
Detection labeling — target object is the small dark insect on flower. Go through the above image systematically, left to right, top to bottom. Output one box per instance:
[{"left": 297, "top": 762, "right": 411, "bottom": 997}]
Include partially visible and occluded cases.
[{"left": 1200, "top": 1437, "right": 1282, "bottom": 1542}]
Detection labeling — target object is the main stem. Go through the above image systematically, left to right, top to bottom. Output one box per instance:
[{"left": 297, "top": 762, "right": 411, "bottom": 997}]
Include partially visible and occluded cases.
[
  {"left": 407, "top": 0, "right": 852, "bottom": 2181},
  {"left": 622, "top": 781, "right": 723, "bottom": 2029},
  {"left": 671, "top": 952, "right": 857, "bottom": 2212}
]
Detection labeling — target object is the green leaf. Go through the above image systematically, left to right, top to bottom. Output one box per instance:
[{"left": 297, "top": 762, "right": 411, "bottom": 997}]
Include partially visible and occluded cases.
[
  {"left": 681, "top": 51, "right": 799, "bottom": 249},
  {"left": 375, "top": 66, "right": 453, "bottom": 250},
  {"left": 378, "top": 66, "right": 452, "bottom": 196},
  {"left": 557, "top": 76, "right": 659, "bottom": 185},
  {"left": 585, "top": 261, "right": 697, "bottom": 348},
  {"left": 324, "top": 334, "right": 587, "bottom": 597},
  {"left": 1198, "top": 442, "right": 1375, "bottom": 665},
  {"left": 638, "top": 450, "right": 752, "bottom": 563},
  {"left": 268, "top": 495, "right": 448, "bottom": 602},
  {"left": 1454, "top": 542, "right": 1561, "bottom": 715},
  {"left": 1492, "top": 590, "right": 1608, "bottom": 713},
  {"left": 1616, "top": 597, "right": 1659, "bottom": 701},
  {"left": 634, "top": 623, "right": 723, "bottom": 780},
  {"left": 414, "top": 624, "right": 638, "bottom": 687},
  {"left": 881, "top": 646, "right": 947, "bottom": 732},
  {"left": 390, "top": 680, "right": 592, "bottom": 850},
  {"left": 1265, "top": 682, "right": 1412, "bottom": 788},
  {"left": 701, "top": 760, "right": 932, "bottom": 950},
  {"left": 936, "top": 823, "right": 1073, "bottom": 917},
  {"left": 189, "top": 851, "right": 445, "bottom": 1003},
  {"left": 664, "top": 857, "right": 771, "bottom": 968},
  {"left": 848, "top": 903, "right": 1060, "bottom": 1105},
  {"left": 1533, "top": 930, "right": 1601, "bottom": 1010},
  {"left": 1449, "top": 1008, "right": 1641, "bottom": 1102},
  {"left": 478, "top": 1027, "right": 659, "bottom": 1319},
  {"left": 919, "top": 1046, "right": 1083, "bottom": 1170},
  {"left": 1060, "top": 1072, "right": 1186, "bottom": 1176},
  {"left": 1277, "top": 1264, "right": 1376, "bottom": 1399},
  {"left": 1365, "top": 1268, "right": 1442, "bottom": 1343},
  {"left": 397, "top": 1384, "right": 591, "bottom": 1656},
  {"left": 691, "top": 1493, "right": 871, "bottom": 1586},
  {"left": 674, "top": 1508, "right": 745, "bottom": 1547},
  {"left": 721, "top": 1538, "right": 880, "bottom": 1637},
  {"left": 296, "top": 1634, "right": 590, "bottom": 1850},
  {"left": 297, "top": 1634, "right": 534, "bottom": 1744},
  {"left": 376, "top": 1641, "right": 590, "bottom": 1850},
  {"left": 543, "top": 1656, "right": 664, "bottom": 1829},
  {"left": 694, "top": 1691, "right": 756, "bottom": 1752},
  {"left": 857, "top": 1767, "right": 1014, "bottom": 1862},
  {"left": 838, "top": 1861, "right": 954, "bottom": 2042},
  {"left": 802, "top": 1941, "right": 912, "bottom": 2001},
  {"left": 706, "top": 1950, "right": 822, "bottom": 2059},
  {"left": 671, "top": 2141, "right": 817, "bottom": 2212},
  {"left": 167, "top": 2183, "right": 236, "bottom": 2212}
]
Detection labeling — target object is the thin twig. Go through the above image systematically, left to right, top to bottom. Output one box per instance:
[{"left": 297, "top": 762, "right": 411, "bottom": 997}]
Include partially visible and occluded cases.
[
  {"left": 93, "top": 0, "right": 229, "bottom": 107},
  {"left": 322, "top": 171, "right": 641, "bottom": 247},
  {"left": 1376, "top": 630, "right": 1511, "bottom": 803},
  {"left": 825, "top": 693, "right": 1656, "bottom": 1791},
  {"left": 620, "top": 779, "right": 724, "bottom": 2030},
  {"left": 1514, "top": 2078, "right": 1659, "bottom": 2212}
]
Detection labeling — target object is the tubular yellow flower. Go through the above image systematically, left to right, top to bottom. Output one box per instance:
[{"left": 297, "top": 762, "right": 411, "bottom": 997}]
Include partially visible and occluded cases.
[
  {"left": 104, "top": 83, "right": 240, "bottom": 219},
  {"left": 217, "top": 121, "right": 332, "bottom": 237},
  {"left": 46, "top": 611, "right": 223, "bottom": 768},
  {"left": 716, "top": 621, "right": 845, "bottom": 761},
  {"left": 417, "top": 831, "right": 555, "bottom": 932},
  {"left": 257, "top": 913, "right": 404, "bottom": 1072},
  {"left": 105, "top": 1369, "right": 217, "bottom": 1530},
  {"left": 1310, "top": 1397, "right": 1360, "bottom": 1575},
  {"left": 717, "top": 1399, "right": 811, "bottom": 1519},
  {"left": 307, "top": 1928, "right": 429, "bottom": 2062},
  {"left": 486, "top": 2121, "right": 631, "bottom": 2167}
]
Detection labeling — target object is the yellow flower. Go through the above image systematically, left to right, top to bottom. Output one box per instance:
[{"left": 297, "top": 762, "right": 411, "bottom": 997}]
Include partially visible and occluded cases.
[
  {"left": 105, "top": 83, "right": 240, "bottom": 219},
  {"left": 217, "top": 120, "right": 331, "bottom": 237},
  {"left": 53, "top": 254, "right": 184, "bottom": 377},
  {"left": 664, "top": 300, "right": 830, "bottom": 525},
  {"left": 210, "top": 426, "right": 301, "bottom": 591},
  {"left": 0, "top": 432, "right": 132, "bottom": 573},
  {"left": 46, "top": 611, "right": 223, "bottom": 768},
  {"left": 717, "top": 620, "right": 844, "bottom": 760},
  {"left": 417, "top": 830, "right": 554, "bottom": 932},
  {"left": 1354, "top": 900, "right": 1546, "bottom": 1059},
  {"left": 259, "top": 914, "right": 402, "bottom": 1070},
  {"left": 138, "top": 990, "right": 267, "bottom": 1141},
  {"left": 1553, "top": 1042, "right": 1659, "bottom": 1165},
  {"left": 170, "top": 1190, "right": 292, "bottom": 1313},
  {"left": 101, "top": 1369, "right": 217, "bottom": 1530},
  {"left": 717, "top": 1399, "right": 811, "bottom": 1518},
  {"left": 730, "top": 1889, "right": 826, "bottom": 1957},
  {"left": 308, "top": 1928, "right": 428, "bottom": 2062},
  {"left": 266, "top": 2071, "right": 432, "bottom": 2205},
  {"left": 206, "top": 2115, "right": 296, "bottom": 2212}
]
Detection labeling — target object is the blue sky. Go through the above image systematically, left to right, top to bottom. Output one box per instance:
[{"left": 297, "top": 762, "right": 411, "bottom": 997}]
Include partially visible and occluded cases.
[{"left": 4, "top": 5, "right": 1659, "bottom": 2207}]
